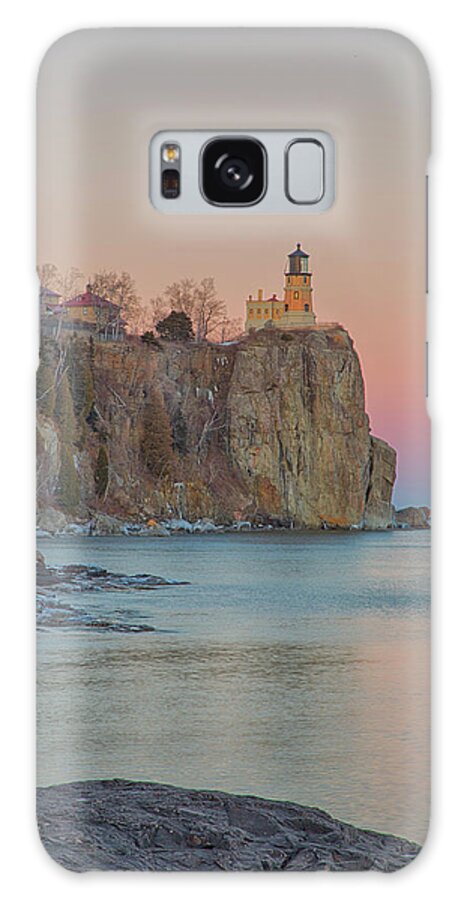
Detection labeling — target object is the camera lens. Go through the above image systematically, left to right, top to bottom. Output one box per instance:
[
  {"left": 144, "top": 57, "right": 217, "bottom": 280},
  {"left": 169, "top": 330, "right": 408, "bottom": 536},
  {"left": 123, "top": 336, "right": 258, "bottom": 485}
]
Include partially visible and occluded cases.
[
  {"left": 202, "top": 138, "right": 266, "bottom": 205},
  {"left": 218, "top": 156, "right": 251, "bottom": 190}
]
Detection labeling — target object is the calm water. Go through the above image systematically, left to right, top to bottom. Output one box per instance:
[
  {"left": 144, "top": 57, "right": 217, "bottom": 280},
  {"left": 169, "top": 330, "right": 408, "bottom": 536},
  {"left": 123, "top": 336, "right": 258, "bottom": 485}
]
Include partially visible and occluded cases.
[{"left": 37, "top": 530, "right": 430, "bottom": 843}]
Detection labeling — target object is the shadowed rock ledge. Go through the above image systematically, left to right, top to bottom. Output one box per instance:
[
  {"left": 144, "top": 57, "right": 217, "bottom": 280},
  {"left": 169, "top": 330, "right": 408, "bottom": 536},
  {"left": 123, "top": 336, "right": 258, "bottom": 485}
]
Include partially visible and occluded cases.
[{"left": 37, "top": 779, "right": 420, "bottom": 872}]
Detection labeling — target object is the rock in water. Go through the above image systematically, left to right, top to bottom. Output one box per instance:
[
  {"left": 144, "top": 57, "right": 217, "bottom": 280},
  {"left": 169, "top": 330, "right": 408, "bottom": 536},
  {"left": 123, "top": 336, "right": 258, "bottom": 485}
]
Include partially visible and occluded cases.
[
  {"left": 394, "top": 506, "right": 431, "bottom": 529},
  {"left": 37, "top": 780, "right": 420, "bottom": 872}
]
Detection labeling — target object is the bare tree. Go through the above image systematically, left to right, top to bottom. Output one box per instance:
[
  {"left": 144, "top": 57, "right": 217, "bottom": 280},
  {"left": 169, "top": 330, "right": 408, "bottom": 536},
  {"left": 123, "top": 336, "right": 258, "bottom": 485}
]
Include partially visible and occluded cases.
[
  {"left": 37, "top": 263, "right": 60, "bottom": 291},
  {"left": 37, "top": 264, "right": 85, "bottom": 300},
  {"left": 61, "top": 267, "right": 86, "bottom": 301},
  {"left": 88, "top": 270, "right": 143, "bottom": 333},
  {"left": 159, "top": 276, "right": 231, "bottom": 342},
  {"left": 193, "top": 277, "right": 228, "bottom": 341},
  {"left": 162, "top": 278, "right": 197, "bottom": 318},
  {"left": 147, "top": 295, "right": 169, "bottom": 330},
  {"left": 216, "top": 316, "right": 244, "bottom": 343}
]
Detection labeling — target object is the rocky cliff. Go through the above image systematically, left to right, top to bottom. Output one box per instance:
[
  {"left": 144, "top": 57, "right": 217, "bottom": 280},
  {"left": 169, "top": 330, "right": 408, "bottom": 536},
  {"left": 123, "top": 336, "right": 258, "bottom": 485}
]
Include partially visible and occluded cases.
[{"left": 37, "top": 327, "right": 396, "bottom": 531}]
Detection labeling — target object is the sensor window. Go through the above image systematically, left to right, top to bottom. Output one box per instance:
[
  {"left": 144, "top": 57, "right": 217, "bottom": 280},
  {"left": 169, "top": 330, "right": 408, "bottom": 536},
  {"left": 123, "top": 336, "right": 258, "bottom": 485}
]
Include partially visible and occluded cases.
[
  {"left": 285, "top": 140, "right": 324, "bottom": 205},
  {"left": 162, "top": 169, "right": 180, "bottom": 199}
]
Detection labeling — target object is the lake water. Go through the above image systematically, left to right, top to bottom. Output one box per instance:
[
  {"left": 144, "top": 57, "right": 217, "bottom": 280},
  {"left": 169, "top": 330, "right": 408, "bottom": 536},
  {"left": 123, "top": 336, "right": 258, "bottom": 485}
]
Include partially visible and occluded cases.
[{"left": 37, "top": 529, "right": 430, "bottom": 844}]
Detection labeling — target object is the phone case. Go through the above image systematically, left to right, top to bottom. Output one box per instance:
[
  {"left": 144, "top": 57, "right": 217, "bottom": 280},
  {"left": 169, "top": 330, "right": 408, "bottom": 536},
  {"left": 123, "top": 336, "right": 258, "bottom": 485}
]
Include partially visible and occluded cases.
[{"left": 36, "top": 28, "right": 431, "bottom": 872}]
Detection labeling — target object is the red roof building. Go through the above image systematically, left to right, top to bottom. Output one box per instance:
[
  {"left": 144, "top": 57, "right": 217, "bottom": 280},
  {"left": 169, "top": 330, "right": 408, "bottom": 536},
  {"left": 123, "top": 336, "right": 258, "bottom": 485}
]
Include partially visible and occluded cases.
[{"left": 52, "top": 285, "right": 126, "bottom": 338}]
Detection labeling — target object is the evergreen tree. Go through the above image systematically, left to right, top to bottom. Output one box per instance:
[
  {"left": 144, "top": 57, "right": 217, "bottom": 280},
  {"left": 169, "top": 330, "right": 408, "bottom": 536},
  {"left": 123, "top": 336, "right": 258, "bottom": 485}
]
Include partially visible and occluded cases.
[
  {"left": 158, "top": 277, "right": 229, "bottom": 341},
  {"left": 156, "top": 310, "right": 194, "bottom": 342},
  {"left": 141, "top": 330, "right": 161, "bottom": 348},
  {"left": 67, "top": 338, "right": 95, "bottom": 420},
  {"left": 36, "top": 356, "right": 55, "bottom": 417},
  {"left": 53, "top": 372, "right": 77, "bottom": 444},
  {"left": 140, "top": 393, "right": 174, "bottom": 478},
  {"left": 86, "top": 402, "right": 99, "bottom": 432},
  {"left": 172, "top": 407, "right": 188, "bottom": 456},
  {"left": 57, "top": 444, "right": 80, "bottom": 511},
  {"left": 94, "top": 446, "right": 109, "bottom": 498}
]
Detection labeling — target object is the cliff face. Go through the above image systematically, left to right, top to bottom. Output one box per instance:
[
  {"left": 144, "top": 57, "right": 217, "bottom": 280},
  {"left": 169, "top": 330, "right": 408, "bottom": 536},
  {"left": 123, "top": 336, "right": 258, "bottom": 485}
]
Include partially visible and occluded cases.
[
  {"left": 37, "top": 327, "right": 396, "bottom": 530},
  {"left": 226, "top": 330, "right": 372, "bottom": 527},
  {"left": 364, "top": 438, "right": 398, "bottom": 530}
]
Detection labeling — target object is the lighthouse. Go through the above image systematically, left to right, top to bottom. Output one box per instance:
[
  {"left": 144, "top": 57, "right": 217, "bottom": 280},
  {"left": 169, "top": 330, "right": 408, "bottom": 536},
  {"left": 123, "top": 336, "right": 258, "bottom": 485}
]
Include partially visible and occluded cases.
[
  {"left": 245, "top": 243, "right": 317, "bottom": 333},
  {"left": 281, "top": 244, "right": 316, "bottom": 328}
]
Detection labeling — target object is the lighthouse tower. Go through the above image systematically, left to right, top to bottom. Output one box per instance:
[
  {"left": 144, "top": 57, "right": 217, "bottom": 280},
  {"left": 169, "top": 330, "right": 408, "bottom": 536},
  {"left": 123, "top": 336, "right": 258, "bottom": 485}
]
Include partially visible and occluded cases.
[
  {"left": 244, "top": 243, "right": 318, "bottom": 333},
  {"left": 280, "top": 243, "right": 316, "bottom": 329}
]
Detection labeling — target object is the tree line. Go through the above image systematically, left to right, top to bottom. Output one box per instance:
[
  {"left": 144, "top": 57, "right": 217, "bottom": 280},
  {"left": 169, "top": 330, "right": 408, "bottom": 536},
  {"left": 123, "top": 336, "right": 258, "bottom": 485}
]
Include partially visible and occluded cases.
[{"left": 38, "top": 264, "right": 242, "bottom": 343}]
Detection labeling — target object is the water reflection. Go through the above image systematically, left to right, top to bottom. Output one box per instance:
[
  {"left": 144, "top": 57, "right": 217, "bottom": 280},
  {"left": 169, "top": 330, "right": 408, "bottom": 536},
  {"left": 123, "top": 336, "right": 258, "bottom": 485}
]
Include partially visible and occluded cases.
[{"left": 37, "top": 531, "right": 429, "bottom": 843}]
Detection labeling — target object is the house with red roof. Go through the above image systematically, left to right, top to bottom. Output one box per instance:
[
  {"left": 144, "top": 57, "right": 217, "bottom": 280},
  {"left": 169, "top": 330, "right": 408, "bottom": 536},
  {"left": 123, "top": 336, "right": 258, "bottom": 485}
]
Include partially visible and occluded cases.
[{"left": 52, "top": 285, "right": 126, "bottom": 339}]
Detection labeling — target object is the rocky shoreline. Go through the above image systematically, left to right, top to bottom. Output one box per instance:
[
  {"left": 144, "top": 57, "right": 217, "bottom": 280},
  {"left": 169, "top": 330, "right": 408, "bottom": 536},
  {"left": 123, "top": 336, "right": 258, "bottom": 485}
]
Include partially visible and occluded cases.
[
  {"left": 36, "top": 506, "right": 430, "bottom": 538},
  {"left": 37, "top": 779, "right": 420, "bottom": 872}
]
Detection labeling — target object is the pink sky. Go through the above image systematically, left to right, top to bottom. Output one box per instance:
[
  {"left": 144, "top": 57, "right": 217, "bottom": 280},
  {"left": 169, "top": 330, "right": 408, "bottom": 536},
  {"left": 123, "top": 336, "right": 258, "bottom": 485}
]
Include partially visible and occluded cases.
[{"left": 37, "top": 29, "right": 430, "bottom": 508}]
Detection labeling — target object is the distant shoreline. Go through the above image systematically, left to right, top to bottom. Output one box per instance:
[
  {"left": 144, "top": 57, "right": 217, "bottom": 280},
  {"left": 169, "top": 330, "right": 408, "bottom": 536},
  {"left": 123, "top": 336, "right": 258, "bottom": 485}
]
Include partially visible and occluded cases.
[{"left": 37, "top": 779, "right": 421, "bottom": 872}]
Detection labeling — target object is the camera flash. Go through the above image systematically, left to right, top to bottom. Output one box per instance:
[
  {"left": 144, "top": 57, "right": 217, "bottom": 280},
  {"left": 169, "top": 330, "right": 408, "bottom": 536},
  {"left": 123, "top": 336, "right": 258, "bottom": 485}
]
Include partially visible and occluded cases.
[{"left": 162, "top": 144, "right": 180, "bottom": 163}]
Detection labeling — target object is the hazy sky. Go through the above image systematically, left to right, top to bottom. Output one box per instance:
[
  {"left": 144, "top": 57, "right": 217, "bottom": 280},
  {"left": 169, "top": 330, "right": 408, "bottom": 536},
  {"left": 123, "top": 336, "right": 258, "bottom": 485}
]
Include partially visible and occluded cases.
[{"left": 37, "top": 29, "right": 430, "bottom": 507}]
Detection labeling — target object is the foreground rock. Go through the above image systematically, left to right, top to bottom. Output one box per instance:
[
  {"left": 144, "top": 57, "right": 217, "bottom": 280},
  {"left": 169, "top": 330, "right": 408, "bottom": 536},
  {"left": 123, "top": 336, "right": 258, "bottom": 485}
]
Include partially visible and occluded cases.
[{"left": 37, "top": 779, "right": 420, "bottom": 872}]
